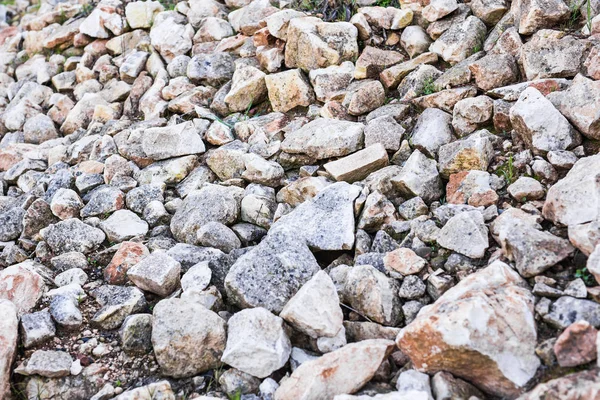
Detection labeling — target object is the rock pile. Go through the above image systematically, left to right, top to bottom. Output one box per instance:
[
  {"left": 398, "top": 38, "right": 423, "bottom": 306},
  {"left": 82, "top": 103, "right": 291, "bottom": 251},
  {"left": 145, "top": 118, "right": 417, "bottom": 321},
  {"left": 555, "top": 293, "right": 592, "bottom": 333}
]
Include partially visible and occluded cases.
[{"left": 0, "top": 0, "right": 600, "bottom": 398}]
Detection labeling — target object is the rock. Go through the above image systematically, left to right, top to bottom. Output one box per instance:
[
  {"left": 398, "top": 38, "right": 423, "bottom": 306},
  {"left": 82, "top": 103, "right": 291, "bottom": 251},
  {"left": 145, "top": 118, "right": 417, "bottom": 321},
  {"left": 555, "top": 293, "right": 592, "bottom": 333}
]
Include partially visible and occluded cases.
[
  {"left": 423, "top": 0, "right": 458, "bottom": 21},
  {"left": 514, "top": 0, "right": 570, "bottom": 35},
  {"left": 125, "top": 1, "right": 163, "bottom": 29},
  {"left": 150, "top": 12, "right": 194, "bottom": 62},
  {"left": 430, "top": 16, "right": 487, "bottom": 65},
  {"left": 285, "top": 17, "right": 359, "bottom": 71},
  {"left": 401, "top": 26, "right": 433, "bottom": 58},
  {"left": 520, "top": 32, "right": 587, "bottom": 81},
  {"left": 354, "top": 46, "right": 404, "bottom": 80},
  {"left": 187, "top": 53, "right": 234, "bottom": 86},
  {"left": 309, "top": 62, "right": 355, "bottom": 102},
  {"left": 224, "top": 64, "right": 267, "bottom": 113},
  {"left": 265, "top": 68, "right": 315, "bottom": 113},
  {"left": 548, "top": 74, "right": 600, "bottom": 140},
  {"left": 342, "top": 79, "right": 386, "bottom": 116},
  {"left": 510, "top": 87, "right": 580, "bottom": 155},
  {"left": 410, "top": 108, "right": 454, "bottom": 157},
  {"left": 23, "top": 114, "right": 59, "bottom": 144},
  {"left": 364, "top": 115, "right": 404, "bottom": 152},
  {"left": 281, "top": 118, "right": 364, "bottom": 160},
  {"left": 141, "top": 122, "right": 206, "bottom": 161},
  {"left": 438, "top": 132, "right": 494, "bottom": 178},
  {"left": 324, "top": 144, "right": 388, "bottom": 183},
  {"left": 392, "top": 150, "right": 443, "bottom": 204},
  {"left": 242, "top": 153, "right": 285, "bottom": 187},
  {"left": 543, "top": 154, "right": 600, "bottom": 226},
  {"left": 446, "top": 170, "right": 498, "bottom": 207},
  {"left": 507, "top": 177, "right": 545, "bottom": 201},
  {"left": 271, "top": 182, "right": 362, "bottom": 251},
  {"left": 170, "top": 184, "right": 243, "bottom": 244},
  {"left": 80, "top": 186, "right": 125, "bottom": 218},
  {"left": 50, "top": 188, "right": 84, "bottom": 220},
  {"left": 0, "top": 207, "right": 24, "bottom": 241},
  {"left": 100, "top": 210, "right": 149, "bottom": 243},
  {"left": 437, "top": 210, "right": 488, "bottom": 258},
  {"left": 41, "top": 218, "right": 106, "bottom": 255},
  {"left": 196, "top": 221, "right": 241, "bottom": 254},
  {"left": 225, "top": 230, "right": 320, "bottom": 313},
  {"left": 105, "top": 242, "right": 150, "bottom": 285},
  {"left": 383, "top": 248, "right": 427, "bottom": 276},
  {"left": 127, "top": 252, "right": 181, "bottom": 297},
  {"left": 397, "top": 261, "right": 540, "bottom": 398},
  {"left": 0, "top": 264, "right": 45, "bottom": 315},
  {"left": 344, "top": 264, "right": 402, "bottom": 326},
  {"left": 55, "top": 269, "right": 88, "bottom": 287},
  {"left": 280, "top": 270, "right": 343, "bottom": 339},
  {"left": 48, "top": 284, "right": 84, "bottom": 329},
  {"left": 91, "top": 285, "right": 146, "bottom": 330},
  {"left": 543, "top": 296, "right": 600, "bottom": 329},
  {"left": 152, "top": 297, "right": 226, "bottom": 377},
  {"left": 0, "top": 300, "right": 17, "bottom": 399},
  {"left": 222, "top": 307, "right": 291, "bottom": 378},
  {"left": 20, "top": 309, "right": 56, "bottom": 348},
  {"left": 120, "top": 314, "right": 153, "bottom": 355},
  {"left": 553, "top": 321, "right": 598, "bottom": 367},
  {"left": 275, "top": 339, "right": 395, "bottom": 400},
  {"left": 16, "top": 350, "right": 72, "bottom": 378},
  {"left": 396, "top": 369, "right": 434, "bottom": 398},
  {"left": 517, "top": 369, "right": 600, "bottom": 400},
  {"left": 431, "top": 371, "right": 485, "bottom": 400},
  {"left": 114, "top": 381, "right": 175, "bottom": 400}
]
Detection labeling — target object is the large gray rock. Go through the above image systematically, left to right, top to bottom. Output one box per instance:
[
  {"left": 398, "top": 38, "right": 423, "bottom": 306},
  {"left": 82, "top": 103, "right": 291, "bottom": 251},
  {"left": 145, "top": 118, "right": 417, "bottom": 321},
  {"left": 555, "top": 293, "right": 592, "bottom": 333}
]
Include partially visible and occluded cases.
[
  {"left": 429, "top": 16, "right": 487, "bottom": 65},
  {"left": 510, "top": 87, "right": 580, "bottom": 155},
  {"left": 410, "top": 108, "right": 454, "bottom": 157},
  {"left": 281, "top": 118, "right": 364, "bottom": 160},
  {"left": 141, "top": 122, "right": 205, "bottom": 160},
  {"left": 391, "top": 150, "right": 443, "bottom": 204},
  {"left": 543, "top": 154, "right": 600, "bottom": 226},
  {"left": 270, "top": 182, "right": 362, "bottom": 251},
  {"left": 170, "top": 184, "right": 244, "bottom": 244},
  {"left": 100, "top": 210, "right": 149, "bottom": 243},
  {"left": 437, "top": 210, "right": 489, "bottom": 259},
  {"left": 40, "top": 219, "right": 106, "bottom": 255},
  {"left": 225, "top": 230, "right": 320, "bottom": 313},
  {"left": 127, "top": 252, "right": 181, "bottom": 297},
  {"left": 91, "top": 285, "right": 147, "bottom": 330},
  {"left": 543, "top": 296, "right": 600, "bottom": 329},
  {"left": 152, "top": 298, "right": 226, "bottom": 377},
  {"left": 221, "top": 307, "right": 291, "bottom": 378},
  {"left": 20, "top": 309, "right": 56, "bottom": 349},
  {"left": 16, "top": 350, "right": 72, "bottom": 378}
]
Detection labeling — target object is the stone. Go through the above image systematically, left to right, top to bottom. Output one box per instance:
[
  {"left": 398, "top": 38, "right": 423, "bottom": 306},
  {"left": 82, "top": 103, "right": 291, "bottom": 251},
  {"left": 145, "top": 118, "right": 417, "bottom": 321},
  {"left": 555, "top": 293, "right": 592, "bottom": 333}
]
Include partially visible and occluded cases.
[
  {"left": 514, "top": 0, "right": 570, "bottom": 35},
  {"left": 125, "top": 1, "right": 163, "bottom": 29},
  {"left": 150, "top": 12, "right": 194, "bottom": 62},
  {"left": 430, "top": 16, "right": 487, "bottom": 65},
  {"left": 285, "top": 17, "right": 359, "bottom": 71},
  {"left": 401, "top": 26, "right": 433, "bottom": 58},
  {"left": 520, "top": 32, "right": 587, "bottom": 81},
  {"left": 354, "top": 46, "right": 404, "bottom": 80},
  {"left": 187, "top": 53, "right": 234, "bottom": 87},
  {"left": 469, "top": 54, "right": 519, "bottom": 91},
  {"left": 309, "top": 61, "right": 355, "bottom": 102},
  {"left": 225, "top": 64, "right": 267, "bottom": 113},
  {"left": 265, "top": 69, "right": 315, "bottom": 113},
  {"left": 548, "top": 74, "right": 600, "bottom": 140},
  {"left": 342, "top": 79, "right": 386, "bottom": 116},
  {"left": 510, "top": 87, "right": 580, "bottom": 155},
  {"left": 452, "top": 96, "right": 494, "bottom": 136},
  {"left": 410, "top": 108, "right": 454, "bottom": 157},
  {"left": 23, "top": 114, "right": 59, "bottom": 144},
  {"left": 364, "top": 115, "right": 404, "bottom": 152},
  {"left": 281, "top": 118, "right": 364, "bottom": 160},
  {"left": 141, "top": 122, "right": 206, "bottom": 161},
  {"left": 438, "top": 132, "right": 494, "bottom": 178},
  {"left": 324, "top": 144, "right": 388, "bottom": 183},
  {"left": 391, "top": 150, "right": 443, "bottom": 204},
  {"left": 242, "top": 153, "right": 285, "bottom": 187},
  {"left": 543, "top": 154, "right": 600, "bottom": 226},
  {"left": 446, "top": 170, "right": 498, "bottom": 207},
  {"left": 507, "top": 177, "right": 545, "bottom": 201},
  {"left": 170, "top": 184, "right": 243, "bottom": 244},
  {"left": 80, "top": 186, "right": 125, "bottom": 218},
  {"left": 50, "top": 188, "right": 84, "bottom": 220},
  {"left": 0, "top": 207, "right": 24, "bottom": 241},
  {"left": 100, "top": 210, "right": 149, "bottom": 243},
  {"left": 437, "top": 210, "right": 488, "bottom": 258},
  {"left": 41, "top": 218, "right": 106, "bottom": 255},
  {"left": 197, "top": 221, "right": 241, "bottom": 254},
  {"left": 225, "top": 230, "right": 320, "bottom": 313},
  {"left": 105, "top": 242, "right": 150, "bottom": 285},
  {"left": 383, "top": 248, "right": 427, "bottom": 276},
  {"left": 127, "top": 252, "right": 181, "bottom": 297},
  {"left": 397, "top": 261, "right": 540, "bottom": 398},
  {"left": 180, "top": 262, "right": 212, "bottom": 292},
  {"left": 0, "top": 264, "right": 45, "bottom": 316},
  {"left": 344, "top": 264, "right": 402, "bottom": 326},
  {"left": 55, "top": 269, "right": 88, "bottom": 287},
  {"left": 281, "top": 271, "right": 343, "bottom": 339},
  {"left": 48, "top": 284, "right": 84, "bottom": 329},
  {"left": 91, "top": 285, "right": 146, "bottom": 330},
  {"left": 544, "top": 296, "right": 600, "bottom": 329},
  {"left": 152, "top": 298, "right": 226, "bottom": 377},
  {"left": 0, "top": 300, "right": 17, "bottom": 399},
  {"left": 222, "top": 307, "right": 291, "bottom": 378},
  {"left": 20, "top": 309, "right": 56, "bottom": 348},
  {"left": 120, "top": 314, "right": 153, "bottom": 355},
  {"left": 553, "top": 321, "right": 598, "bottom": 367},
  {"left": 275, "top": 339, "right": 395, "bottom": 400},
  {"left": 16, "top": 350, "right": 72, "bottom": 378},
  {"left": 518, "top": 369, "right": 600, "bottom": 400},
  {"left": 431, "top": 371, "right": 485, "bottom": 400},
  {"left": 114, "top": 381, "right": 175, "bottom": 400}
]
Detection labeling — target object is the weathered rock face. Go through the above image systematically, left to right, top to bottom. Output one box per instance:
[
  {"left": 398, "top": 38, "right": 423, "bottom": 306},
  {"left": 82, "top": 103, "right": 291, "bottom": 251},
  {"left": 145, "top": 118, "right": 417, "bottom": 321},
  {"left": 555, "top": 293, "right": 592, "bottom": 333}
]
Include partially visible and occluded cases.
[
  {"left": 543, "top": 154, "right": 600, "bottom": 226},
  {"left": 40, "top": 218, "right": 106, "bottom": 255},
  {"left": 397, "top": 261, "right": 540, "bottom": 398},
  {"left": 152, "top": 298, "right": 226, "bottom": 378},
  {"left": 275, "top": 339, "right": 396, "bottom": 400}
]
